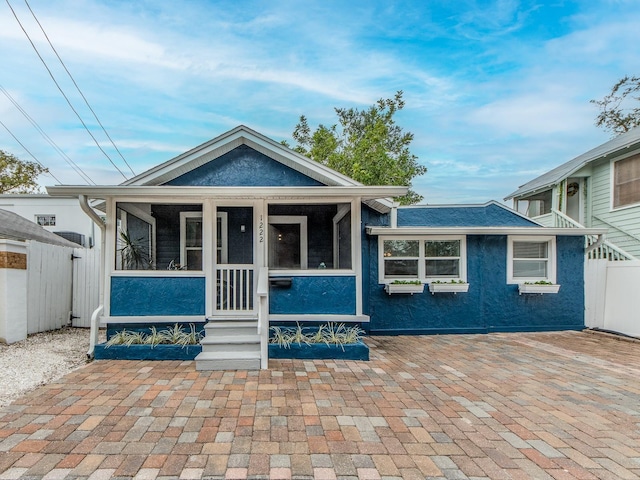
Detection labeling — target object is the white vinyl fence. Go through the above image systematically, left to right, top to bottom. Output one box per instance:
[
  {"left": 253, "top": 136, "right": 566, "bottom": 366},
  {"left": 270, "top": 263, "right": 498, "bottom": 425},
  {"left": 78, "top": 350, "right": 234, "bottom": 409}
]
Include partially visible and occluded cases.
[
  {"left": 25, "top": 242, "right": 100, "bottom": 335},
  {"left": 26, "top": 242, "right": 74, "bottom": 334},
  {"left": 72, "top": 247, "right": 100, "bottom": 328},
  {"left": 585, "top": 259, "right": 640, "bottom": 338}
]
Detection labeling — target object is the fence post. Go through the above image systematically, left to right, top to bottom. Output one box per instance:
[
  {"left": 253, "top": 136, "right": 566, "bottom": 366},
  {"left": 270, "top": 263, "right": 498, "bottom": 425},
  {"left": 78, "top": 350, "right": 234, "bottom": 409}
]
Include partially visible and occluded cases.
[{"left": 0, "top": 240, "right": 28, "bottom": 344}]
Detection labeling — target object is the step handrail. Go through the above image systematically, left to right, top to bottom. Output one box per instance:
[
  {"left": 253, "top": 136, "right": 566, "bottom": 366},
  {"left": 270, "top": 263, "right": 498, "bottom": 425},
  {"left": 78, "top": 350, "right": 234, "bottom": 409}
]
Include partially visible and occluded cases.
[
  {"left": 551, "top": 210, "right": 636, "bottom": 261},
  {"left": 256, "top": 267, "right": 269, "bottom": 369}
]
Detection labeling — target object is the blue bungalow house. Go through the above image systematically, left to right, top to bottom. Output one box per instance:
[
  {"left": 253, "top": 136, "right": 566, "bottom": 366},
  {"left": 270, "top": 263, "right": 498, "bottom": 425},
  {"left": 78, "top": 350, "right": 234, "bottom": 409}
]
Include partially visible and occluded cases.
[{"left": 47, "top": 126, "right": 604, "bottom": 370}]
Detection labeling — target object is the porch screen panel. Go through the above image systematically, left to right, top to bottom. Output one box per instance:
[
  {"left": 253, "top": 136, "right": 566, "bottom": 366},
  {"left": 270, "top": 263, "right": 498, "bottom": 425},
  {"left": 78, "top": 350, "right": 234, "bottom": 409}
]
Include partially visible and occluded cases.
[
  {"left": 116, "top": 208, "right": 153, "bottom": 270},
  {"left": 337, "top": 211, "right": 352, "bottom": 269},
  {"left": 269, "top": 224, "right": 301, "bottom": 269}
]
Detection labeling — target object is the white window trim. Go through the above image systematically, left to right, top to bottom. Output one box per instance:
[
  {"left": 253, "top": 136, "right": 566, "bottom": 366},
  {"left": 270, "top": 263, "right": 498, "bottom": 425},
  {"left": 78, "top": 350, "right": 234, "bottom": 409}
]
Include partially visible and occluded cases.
[
  {"left": 610, "top": 153, "right": 640, "bottom": 211},
  {"left": 179, "top": 211, "right": 227, "bottom": 270},
  {"left": 179, "top": 212, "right": 203, "bottom": 270},
  {"left": 268, "top": 215, "right": 308, "bottom": 270},
  {"left": 378, "top": 235, "right": 467, "bottom": 284},
  {"left": 507, "top": 235, "right": 556, "bottom": 284}
]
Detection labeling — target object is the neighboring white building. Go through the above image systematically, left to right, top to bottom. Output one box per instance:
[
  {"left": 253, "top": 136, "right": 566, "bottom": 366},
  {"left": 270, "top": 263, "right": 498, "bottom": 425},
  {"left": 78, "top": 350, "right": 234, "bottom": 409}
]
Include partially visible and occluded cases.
[{"left": 0, "top": 194, "right": 102, "bottom": 248}]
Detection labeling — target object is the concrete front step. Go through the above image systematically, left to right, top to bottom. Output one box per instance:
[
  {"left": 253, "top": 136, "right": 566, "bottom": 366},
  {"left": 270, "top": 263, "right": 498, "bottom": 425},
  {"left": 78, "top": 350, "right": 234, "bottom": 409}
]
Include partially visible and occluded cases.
[
  {"left": 206, "top": 316, "right": 257, "bottom": 322},
  {"left": 196, "top": 317, "right": 262, "bottom": 371},
  {"left": 203, "top": 321, "right": 258, "bottom": 336},
  {"left": 200, "top": 334, "right": 261, "bottom": 347},
  {"left": 195, "top": 351, "right": 261, "bottom": 371}
]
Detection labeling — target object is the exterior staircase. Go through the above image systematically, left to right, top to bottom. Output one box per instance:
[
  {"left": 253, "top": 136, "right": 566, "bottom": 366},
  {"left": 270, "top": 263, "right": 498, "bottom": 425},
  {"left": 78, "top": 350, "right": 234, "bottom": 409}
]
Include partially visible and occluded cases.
[
  {"left": 551, "top": 210, "right": 636, "bottom": 261},
  {"left": 195, "top": 316, "right": 261, "bottom": 370}
]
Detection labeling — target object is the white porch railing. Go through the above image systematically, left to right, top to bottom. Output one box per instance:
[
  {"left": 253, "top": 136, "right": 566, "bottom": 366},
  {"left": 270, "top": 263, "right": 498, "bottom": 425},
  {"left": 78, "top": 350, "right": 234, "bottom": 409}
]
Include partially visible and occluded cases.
[
  {"left": 551, "top": 210, "right": 635, "bottom": 261},
  {"left": 216, "top": 264, "right": 255, "bottom": 312},
  {"left": 256, "top": 267, "right": 269, "bottom": 369}
]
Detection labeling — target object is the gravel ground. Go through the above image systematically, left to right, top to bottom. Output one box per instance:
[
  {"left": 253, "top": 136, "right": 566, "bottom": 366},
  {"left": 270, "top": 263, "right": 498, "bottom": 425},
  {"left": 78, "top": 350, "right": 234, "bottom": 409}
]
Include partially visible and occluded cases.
[{"left": 0, "top": 327, "right": 102, "bottom": 409}]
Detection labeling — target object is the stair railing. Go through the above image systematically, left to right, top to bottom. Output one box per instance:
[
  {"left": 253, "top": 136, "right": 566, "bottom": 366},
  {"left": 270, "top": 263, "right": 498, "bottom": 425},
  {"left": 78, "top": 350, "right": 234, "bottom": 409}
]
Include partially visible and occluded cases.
[
  {"left": 551, "top": 210, "right": 635, "bottom": 261},
  {"left": 256, "top": 267, "right": 269, "bottom": 369}
]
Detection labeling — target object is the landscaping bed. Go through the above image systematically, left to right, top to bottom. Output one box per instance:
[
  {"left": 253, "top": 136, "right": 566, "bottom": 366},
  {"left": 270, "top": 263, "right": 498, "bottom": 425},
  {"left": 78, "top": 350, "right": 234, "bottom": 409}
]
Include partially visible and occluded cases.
[{"left": 268, "top": 323, "right": 369, "bottom": 361}]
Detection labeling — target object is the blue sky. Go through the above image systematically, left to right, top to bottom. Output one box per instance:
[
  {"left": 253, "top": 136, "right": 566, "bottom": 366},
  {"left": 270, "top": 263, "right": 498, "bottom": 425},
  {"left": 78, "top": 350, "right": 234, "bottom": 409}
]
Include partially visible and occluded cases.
[{"left": 1, "top": 0, "right": 640, "bottom": 203}]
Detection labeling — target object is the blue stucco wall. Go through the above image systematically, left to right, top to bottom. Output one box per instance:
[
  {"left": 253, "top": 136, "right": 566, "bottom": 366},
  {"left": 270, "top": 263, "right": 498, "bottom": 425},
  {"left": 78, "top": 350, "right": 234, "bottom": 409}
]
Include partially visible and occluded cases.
[
  {"left": 166, "top": 145, "right": 323, "bottom": 187},
  {"left": 364, "top": 203, "right": 585, "bottom": 334},
  {"left": 397, "top": 203, "right": 538, "bottom": 227},
  {"left": 364, "top": 233, "right": 585, "bottom": 334},
  {"left": 110, "top": 276, "right": 205, "bottom": 316},
  {"left": 269, "top": 276, "right": 356, "bottom": 315}
]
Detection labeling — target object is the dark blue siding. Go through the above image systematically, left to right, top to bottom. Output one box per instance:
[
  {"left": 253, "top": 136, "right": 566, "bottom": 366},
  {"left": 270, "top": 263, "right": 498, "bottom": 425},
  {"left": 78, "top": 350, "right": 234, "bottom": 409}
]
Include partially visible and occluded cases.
[
  {"left": 166, "top": 145, "right": 323, "bottom": 187},
  {"left": 110, "top": 276, "right": 205, "bottom": 316}
]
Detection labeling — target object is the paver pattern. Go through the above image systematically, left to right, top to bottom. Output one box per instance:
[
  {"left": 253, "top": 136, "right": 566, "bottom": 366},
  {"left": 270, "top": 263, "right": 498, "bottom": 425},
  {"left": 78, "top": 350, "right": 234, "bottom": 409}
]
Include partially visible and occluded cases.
[{"left": 1, "top": 331, "right": 639, "bottom": 479}]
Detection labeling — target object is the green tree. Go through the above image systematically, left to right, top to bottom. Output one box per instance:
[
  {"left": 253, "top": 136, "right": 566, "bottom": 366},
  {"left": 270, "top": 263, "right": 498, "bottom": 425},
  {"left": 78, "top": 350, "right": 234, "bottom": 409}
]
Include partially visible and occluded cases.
[
  {"left": 591, "top": 75, "right": 640, "bottom": 136},
  {"left": 288, "top": 91, "right": 426, "bottom": 204},
  {"left": 0, "top": 150, "right": 48, "bottom": 194}
]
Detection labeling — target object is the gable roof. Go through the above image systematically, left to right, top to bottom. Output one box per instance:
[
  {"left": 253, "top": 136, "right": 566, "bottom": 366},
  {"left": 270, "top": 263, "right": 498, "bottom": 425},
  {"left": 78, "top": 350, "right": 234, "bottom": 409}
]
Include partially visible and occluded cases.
[
  {"left": 125, "top": 125, "right": 363, "bottom": 188},
  {"left": 47, "top": 126, "right": 406, "bottom": 213},
  {"left": 505, "top": 126, "right": 640, "bottom": 200},
  {"left": 0, "top": 209, "right": 79, "bottom": 247}
]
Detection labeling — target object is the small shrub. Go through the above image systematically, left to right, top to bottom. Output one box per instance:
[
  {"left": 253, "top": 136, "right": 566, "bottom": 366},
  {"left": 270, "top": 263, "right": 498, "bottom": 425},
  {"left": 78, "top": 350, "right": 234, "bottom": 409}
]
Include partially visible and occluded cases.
[
  {"left": 269, "top": 323, "right": 365, "bottom": 351},
  {"left": 106, "top": 324, "right": 203, "bottom": 349}
]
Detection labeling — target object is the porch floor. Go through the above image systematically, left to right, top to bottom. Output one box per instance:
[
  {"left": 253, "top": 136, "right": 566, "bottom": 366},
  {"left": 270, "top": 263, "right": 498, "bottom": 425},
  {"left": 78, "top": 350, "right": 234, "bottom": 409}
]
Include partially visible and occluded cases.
[{"left": 1, "top": 331, "right": 639, "bottom": 479}]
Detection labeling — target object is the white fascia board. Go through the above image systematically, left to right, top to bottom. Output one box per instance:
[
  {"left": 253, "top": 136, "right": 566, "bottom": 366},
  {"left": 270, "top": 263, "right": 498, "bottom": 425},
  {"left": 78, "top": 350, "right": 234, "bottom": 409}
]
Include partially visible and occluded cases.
[
  {"left": 123, "top": 125, "right": 362, "bottom": 188},
  {"left": 47, "top": 185, "right": 407, "bottom": 200},
  {"left": 365, "top": 226, "right": 607, "bottom": 236}
]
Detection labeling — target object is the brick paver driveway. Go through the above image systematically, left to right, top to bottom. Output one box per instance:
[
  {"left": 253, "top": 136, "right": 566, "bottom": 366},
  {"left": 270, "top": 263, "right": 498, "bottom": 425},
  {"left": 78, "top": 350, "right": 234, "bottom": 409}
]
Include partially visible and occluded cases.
[{"left": 1, "top": 331, "right": 639, "bottom": 479}]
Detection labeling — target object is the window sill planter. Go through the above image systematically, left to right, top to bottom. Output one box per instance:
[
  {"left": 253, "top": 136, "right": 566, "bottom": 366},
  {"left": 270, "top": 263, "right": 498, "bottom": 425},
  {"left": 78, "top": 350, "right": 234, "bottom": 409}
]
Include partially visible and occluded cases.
[
  {"left": 384, "top": 283, "right": 425, "bottom": 295},
  {"left": 428, "top": 283, "right": 469, "bottom": 294},
  {"left": 518, "top": 284, "right": 561, "bottom": 295},
  {"left": 268, "top": 341, "right": 369, "bottom": 361},
  {"left": 93, "top": 344, "right": 202, "bottom": 360}
]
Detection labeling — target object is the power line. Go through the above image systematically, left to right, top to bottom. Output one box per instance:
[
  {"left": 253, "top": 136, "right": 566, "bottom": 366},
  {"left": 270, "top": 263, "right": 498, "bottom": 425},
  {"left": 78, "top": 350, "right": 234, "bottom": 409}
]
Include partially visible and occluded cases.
[
  {"left": 5, "top": 0, "right": 129, "bottom": 180},
  {"left": 24, "top": 0, "right": 136, "bottom": 177},
  {"left": 1, "top": 84, "right": 97, "bottom": 185},
  {"left": 0, "top": 119, "right": 64, "bottom": 184}
]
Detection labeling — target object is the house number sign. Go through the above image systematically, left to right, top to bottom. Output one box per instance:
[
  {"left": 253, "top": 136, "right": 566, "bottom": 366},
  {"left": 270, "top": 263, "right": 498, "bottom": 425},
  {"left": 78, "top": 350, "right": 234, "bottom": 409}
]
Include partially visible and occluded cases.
[{"left": 259, "top": 215, "right": 264, "bottom": 243}]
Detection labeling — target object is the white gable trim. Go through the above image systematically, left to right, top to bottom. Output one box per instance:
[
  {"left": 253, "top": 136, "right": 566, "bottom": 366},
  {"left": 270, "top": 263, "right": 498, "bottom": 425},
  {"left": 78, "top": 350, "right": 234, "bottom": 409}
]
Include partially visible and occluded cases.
[{"left": 124, "top": 125, "right": 362, "bottom": 188}]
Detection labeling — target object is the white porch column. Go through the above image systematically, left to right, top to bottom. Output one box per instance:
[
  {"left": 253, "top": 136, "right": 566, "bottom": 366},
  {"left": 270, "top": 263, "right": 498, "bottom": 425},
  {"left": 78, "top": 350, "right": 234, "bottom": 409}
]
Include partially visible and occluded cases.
[{"left": 0, "top": 240, "right": 28, "bottom": 344}]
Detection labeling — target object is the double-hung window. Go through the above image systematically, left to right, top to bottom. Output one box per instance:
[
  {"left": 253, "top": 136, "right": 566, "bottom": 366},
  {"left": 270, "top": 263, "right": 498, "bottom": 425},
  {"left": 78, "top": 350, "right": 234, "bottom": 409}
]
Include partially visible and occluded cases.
[
  {"left": 613, "top": 153, "right": 640, "bottom": 209},
  {"left": 380, "top": 236, "right": 466, "bottom": 283},
  {"left": 507, "top": 236, "right": 556, "bottom": 284},
  {"left": 425, "top": 239, "right": 462, "bottom": 278},
  {"left": 382, "top": 240, "right": 420, "bottom": 279}
]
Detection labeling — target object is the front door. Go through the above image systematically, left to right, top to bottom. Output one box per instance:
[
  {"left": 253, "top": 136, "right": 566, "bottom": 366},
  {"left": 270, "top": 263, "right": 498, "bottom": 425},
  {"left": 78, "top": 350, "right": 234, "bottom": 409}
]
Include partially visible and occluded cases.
[
  {"left": 566, "top": 178, "right": 583, "bottom": 224},
  {"left": 214, "top": 205, "right": 256, "bottom": 314}
]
